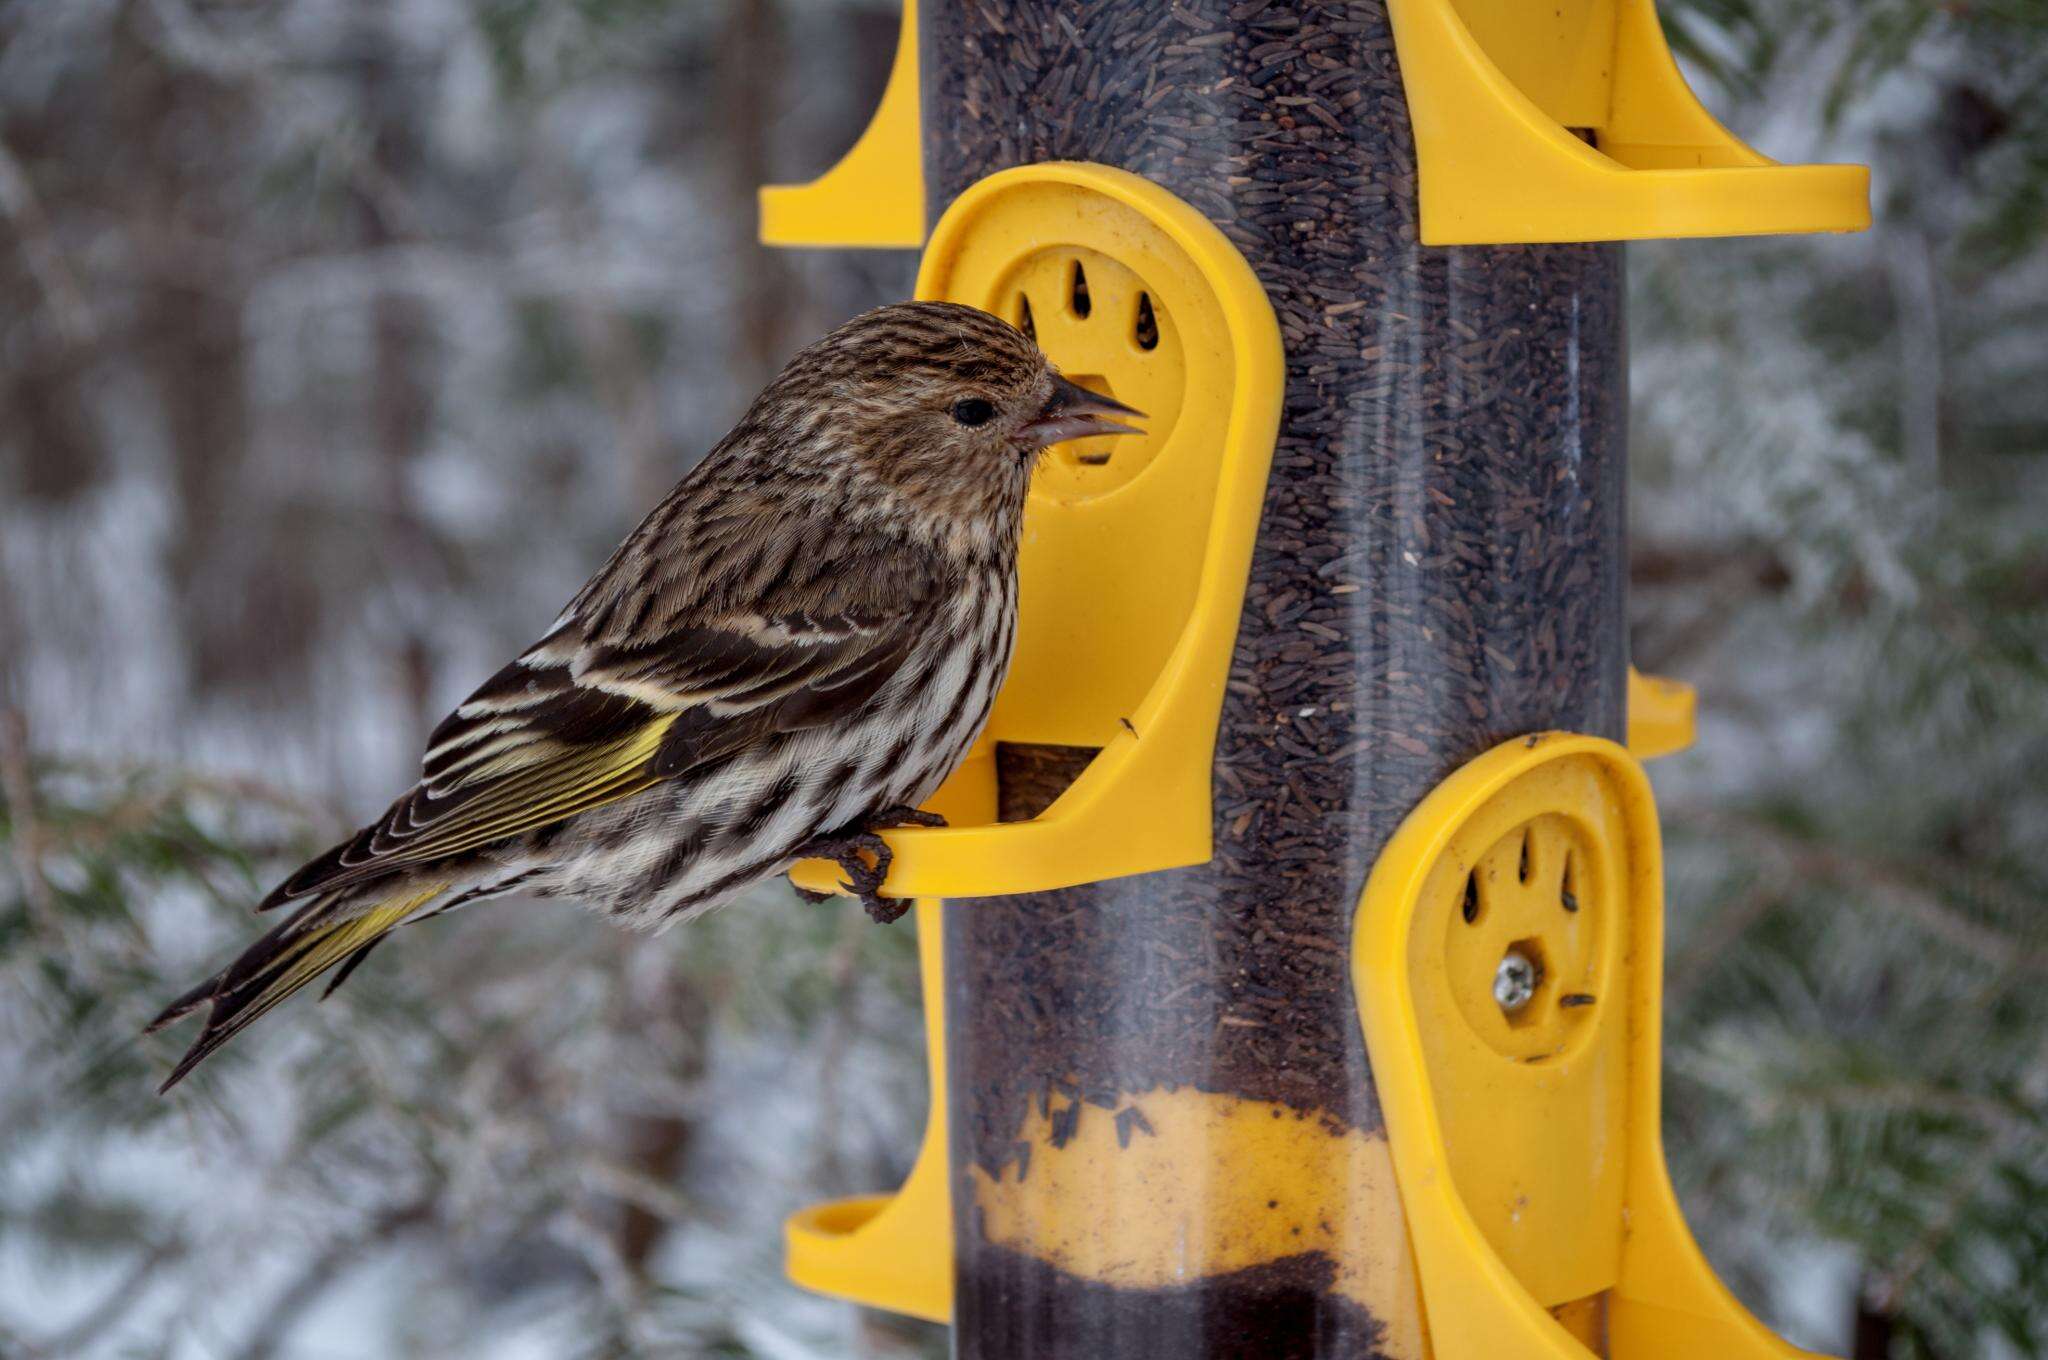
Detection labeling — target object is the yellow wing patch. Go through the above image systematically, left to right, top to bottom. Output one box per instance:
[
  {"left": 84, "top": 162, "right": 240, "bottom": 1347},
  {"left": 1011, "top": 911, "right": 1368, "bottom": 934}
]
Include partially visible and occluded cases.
[{"left": 381, "top": 713, "right": 680, "bottom": 866}]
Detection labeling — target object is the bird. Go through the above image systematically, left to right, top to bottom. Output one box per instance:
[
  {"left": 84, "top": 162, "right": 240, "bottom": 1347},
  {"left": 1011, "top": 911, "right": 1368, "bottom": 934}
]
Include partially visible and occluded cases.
[{"left": 145, "top": 300, "right": 1142, "bottom": 1093}]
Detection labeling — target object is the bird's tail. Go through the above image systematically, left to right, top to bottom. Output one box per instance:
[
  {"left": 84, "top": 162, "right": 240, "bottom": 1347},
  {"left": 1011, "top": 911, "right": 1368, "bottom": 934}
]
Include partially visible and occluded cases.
[{"left": 146, "top": 880, "right": 445, "bottom": 1093}]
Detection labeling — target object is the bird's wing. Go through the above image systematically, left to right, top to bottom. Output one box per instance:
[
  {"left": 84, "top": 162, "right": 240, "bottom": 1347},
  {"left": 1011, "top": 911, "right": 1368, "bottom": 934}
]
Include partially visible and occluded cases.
[{"left": 259, "top": 527, "right": 943, "bottom": 911}]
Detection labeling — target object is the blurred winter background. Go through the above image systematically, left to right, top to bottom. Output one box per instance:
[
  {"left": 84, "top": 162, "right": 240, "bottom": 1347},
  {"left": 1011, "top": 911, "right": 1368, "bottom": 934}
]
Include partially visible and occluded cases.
[{"left": 0, "top": 1, "right": 2040, "bottom": 1357}]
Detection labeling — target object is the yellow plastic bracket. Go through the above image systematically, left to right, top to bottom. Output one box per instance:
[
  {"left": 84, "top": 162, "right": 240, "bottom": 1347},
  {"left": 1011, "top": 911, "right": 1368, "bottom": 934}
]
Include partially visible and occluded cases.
[
  {"left": 758, "top": 0, "right": 925, "bottom": 248},
  {"left": 761, "top": 0, "right": 929, "bottom": 246},
  {"left": 1388, "top": 0, "right": 1870, "bottom": 243},
  {"left": 790, "top": 163, "right": 1285, "bottom": 902},
  {"left": 1627, "top": 666, "right": 1695, "bottom": 759},
  {"left": 1353, "top": 733, "right": 1821, "bottom": 1357},
  {"left": 782, "top": 753, "right": 1001, "bottom": 1319},
  {"left": 784, "top": 901, "right": 956, "bottom": 1321}
]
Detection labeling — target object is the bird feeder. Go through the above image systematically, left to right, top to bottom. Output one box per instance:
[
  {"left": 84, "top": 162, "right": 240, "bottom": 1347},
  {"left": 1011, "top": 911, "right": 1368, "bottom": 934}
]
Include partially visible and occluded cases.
[{"left": 761, "top": 3, "right": 1867, "bottom": 1356}]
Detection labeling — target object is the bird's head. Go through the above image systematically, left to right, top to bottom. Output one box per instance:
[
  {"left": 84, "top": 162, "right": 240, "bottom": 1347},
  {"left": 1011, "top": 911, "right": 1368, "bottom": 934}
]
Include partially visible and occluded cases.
[{"left": 750, "top": 302, "right": 1142, "bottom": 543}]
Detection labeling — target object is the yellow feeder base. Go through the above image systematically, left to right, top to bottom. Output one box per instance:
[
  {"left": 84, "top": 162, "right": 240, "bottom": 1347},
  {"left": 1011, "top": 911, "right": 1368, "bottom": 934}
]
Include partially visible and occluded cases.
[{"left": 1354, "top": 733, "right": 1821, "bottom": 1357}]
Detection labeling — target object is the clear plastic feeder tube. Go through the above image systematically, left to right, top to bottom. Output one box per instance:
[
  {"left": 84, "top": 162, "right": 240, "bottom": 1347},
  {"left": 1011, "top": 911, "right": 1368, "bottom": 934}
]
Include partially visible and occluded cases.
[{"left": 927, "top": 3, "right": 1626, "bottom": 1355}]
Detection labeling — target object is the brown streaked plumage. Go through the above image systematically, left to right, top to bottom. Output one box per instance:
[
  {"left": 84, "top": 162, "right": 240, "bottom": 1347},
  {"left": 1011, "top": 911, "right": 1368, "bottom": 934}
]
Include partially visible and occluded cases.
[{"left": 147, "top": 301, "right": 1141, "bottom": 1093}]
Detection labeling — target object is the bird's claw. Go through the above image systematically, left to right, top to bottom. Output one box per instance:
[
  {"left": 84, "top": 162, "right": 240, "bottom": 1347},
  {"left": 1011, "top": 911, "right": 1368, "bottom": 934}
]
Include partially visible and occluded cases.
[
  {"left": 868, "top": 804, "right": 948, "bottom": 832},
  {"left": 792, "top": 808, "right": 947, "bottom": 924}
]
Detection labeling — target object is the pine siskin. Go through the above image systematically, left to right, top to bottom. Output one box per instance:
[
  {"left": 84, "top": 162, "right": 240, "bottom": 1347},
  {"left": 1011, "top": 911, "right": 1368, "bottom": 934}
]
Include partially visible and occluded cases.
[{"left": 147, "top": 301, "right": 1141, "bottom": 1092}]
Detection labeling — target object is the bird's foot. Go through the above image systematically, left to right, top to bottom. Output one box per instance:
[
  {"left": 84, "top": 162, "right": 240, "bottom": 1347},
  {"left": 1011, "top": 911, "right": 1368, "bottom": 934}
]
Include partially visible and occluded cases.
[
  {"left": 791, "top": 807, "right": 947, "bottom": 924},
  {"left": 794, "top": 830, "right": 899, "bottom": 922}
]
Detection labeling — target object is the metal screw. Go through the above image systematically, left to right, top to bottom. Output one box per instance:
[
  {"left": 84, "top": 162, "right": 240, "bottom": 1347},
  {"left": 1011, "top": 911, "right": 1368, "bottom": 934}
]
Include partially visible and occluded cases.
[{"left": 1494, "top": 949, "right": 1539, "bottom": 1014}]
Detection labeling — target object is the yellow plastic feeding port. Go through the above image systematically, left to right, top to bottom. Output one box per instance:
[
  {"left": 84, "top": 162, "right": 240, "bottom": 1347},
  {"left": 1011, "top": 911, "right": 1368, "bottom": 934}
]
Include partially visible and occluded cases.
[
  {"left": 757, "top": 0, "right": 924, "bottom": 248},
  {"left": 1388, "top": 0, "right": 1870, "bottom": 243},
  {"left": 789, "top": 163, "right": 1285, "bottom": 903},
  {"left": 1354, "top": 733, "right": 1820, "bottom": 1358}
]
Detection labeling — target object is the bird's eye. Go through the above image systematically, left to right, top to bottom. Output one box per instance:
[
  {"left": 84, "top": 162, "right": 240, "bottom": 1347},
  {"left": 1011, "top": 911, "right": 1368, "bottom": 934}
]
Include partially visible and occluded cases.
[{"left": 951, "top": 397, "right": 996, "bottom": 427}]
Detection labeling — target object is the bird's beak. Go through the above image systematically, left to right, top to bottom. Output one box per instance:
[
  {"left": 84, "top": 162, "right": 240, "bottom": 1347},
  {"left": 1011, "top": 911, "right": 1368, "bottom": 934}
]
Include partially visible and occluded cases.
[{"left": 1014, "top": 374, "right": 1146, "bottom": 450}]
